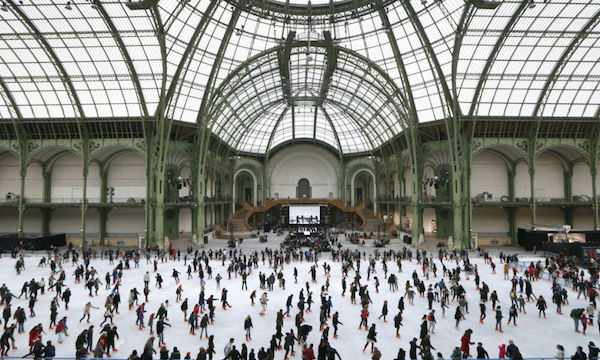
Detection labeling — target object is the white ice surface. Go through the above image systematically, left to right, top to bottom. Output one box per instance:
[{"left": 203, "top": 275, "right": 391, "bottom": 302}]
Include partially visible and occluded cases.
[{"left": 0, "top": 245, "right": 591, "bottom": 359}]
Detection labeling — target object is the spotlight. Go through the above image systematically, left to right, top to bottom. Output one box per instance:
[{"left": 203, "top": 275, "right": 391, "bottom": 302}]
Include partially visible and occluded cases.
[
  {"left": 91, "top": 0, "right": 98, "bottom": 10},
  {"left": 421, "top": 0, "right": 427, "bottom": 5},
  {"left": 528, "top": 0, "right": 535, "bottom": 8},
  {"left": 1, "top": 1, "right": 8, "bottom": 11},
  {"left": 65, "top": 1, "right": 72, "bottom": 10},
  {"left": 235, "top": 25, "right": 244, "bottom": 36}
]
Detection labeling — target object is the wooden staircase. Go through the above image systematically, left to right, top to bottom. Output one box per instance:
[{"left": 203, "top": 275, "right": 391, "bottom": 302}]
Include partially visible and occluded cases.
[
  {"left": 227, "top": 198, "right": 383, "bottom": 234},
  {"left": 228, "top": 205, "right": 251, "bottom": 232},
  {"left": 356, "top": 206, "right": 382, "bottom": 233}
]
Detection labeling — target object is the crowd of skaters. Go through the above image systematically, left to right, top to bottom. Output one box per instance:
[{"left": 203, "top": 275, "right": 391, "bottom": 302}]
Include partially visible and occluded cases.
[{"left": 1, "top": 241, "right": 599, "bottom": 360}]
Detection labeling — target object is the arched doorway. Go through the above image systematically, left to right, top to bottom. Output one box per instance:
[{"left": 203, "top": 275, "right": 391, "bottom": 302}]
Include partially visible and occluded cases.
[
  {"left": 350, "top": 169, "right": 377, "bottom": 213},
  {"left": 233, "top": 170, "right": 257, "bottom": 209},
  {"left": 353, "top": 171, "right": 375, "bottom": 205},
  {"left": 297, "top": 178, "right": 311, "bottom": 198}
]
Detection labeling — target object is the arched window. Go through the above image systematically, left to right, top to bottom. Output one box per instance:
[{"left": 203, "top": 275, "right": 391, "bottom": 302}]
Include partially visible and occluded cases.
[{"left": 297, "top": 178, "right": 310, "bottom": 198}]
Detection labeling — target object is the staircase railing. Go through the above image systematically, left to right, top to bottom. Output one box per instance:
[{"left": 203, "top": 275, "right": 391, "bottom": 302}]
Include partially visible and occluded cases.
[
  {"left": 228, "top": 202, "right": 251, "bottom": 227},
  {"left": 354, "top": 207, "right": 367, "bottom": 230}
]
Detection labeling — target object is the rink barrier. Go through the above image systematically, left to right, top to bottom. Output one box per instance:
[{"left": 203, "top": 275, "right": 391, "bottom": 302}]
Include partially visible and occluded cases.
[{"left": 0, "top": 357, "right": 569, "bottom": 360}]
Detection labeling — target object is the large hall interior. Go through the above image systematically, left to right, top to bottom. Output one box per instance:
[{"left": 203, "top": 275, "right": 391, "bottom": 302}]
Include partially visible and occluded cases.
[{"left": 1, "top": 0, "right": 600, "bottom": 250}]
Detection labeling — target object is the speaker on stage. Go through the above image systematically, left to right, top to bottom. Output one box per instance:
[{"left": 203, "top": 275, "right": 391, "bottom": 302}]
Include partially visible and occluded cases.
[{"left": 282, "top": 206, "right": 289, "bottom": 226}]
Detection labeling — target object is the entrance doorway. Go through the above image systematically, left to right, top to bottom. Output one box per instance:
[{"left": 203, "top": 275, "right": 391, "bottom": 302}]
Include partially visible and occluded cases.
[{"left": 297, "top": 178, "right": 311, "bottom": 198}]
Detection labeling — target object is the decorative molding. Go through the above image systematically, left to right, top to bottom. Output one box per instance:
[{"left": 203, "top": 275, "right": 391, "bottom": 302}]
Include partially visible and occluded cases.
[
  {"left": 471, "top": 139, "right": 482, "bottom": 153},
  {"left": 134, "top": 140, "right": 146, "bottom": 153},
  {"left": 515, "top": 140, "right": 528, "bottom": 153}
]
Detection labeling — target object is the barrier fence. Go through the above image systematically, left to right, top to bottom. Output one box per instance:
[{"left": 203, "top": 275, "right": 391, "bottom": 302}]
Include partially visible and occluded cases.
[{"left": 0, "top": 357, "right": 570, "bottom": 360}]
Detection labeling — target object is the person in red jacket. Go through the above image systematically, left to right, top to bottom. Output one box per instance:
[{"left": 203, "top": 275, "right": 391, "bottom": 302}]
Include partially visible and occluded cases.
[
  {"left": 359, "top": 305, "right": 369, "bottom": 329},
  {"left": 55, "top": 320, "right": 67, "bottom": 344},
  {"left": 28, "top": 324, "right": 43, "bottom": 351},
  {"left": 461, "top": 329, "right": 474, "bottom": 358},
  {"left": 302, "top": 343, "right": 315, "bottom": 360}
]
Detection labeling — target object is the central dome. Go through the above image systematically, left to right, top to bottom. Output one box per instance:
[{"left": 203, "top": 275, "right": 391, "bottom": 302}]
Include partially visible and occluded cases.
[
  {"left": 227, "top": 0, "right": 397, "bottom": 24},
  {"left": 274, "top": 0, "right": 349, "bottom": 4}
]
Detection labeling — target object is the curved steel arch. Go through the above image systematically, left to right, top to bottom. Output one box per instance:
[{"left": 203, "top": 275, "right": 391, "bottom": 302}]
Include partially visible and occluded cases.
[
  {"left": 7, "top": 0, "right": 85, "bottom": 137},
  {"left": 163, "top": 0, "right": 221, "bottom": 112},
  {"left": 402, "top": 0, "right": 457, "bottom": 118},
  {"left": 468, "top": 0, "right": 529, "bottom": 117},
  {"left": 96, "top": 2, "right": 150, "bottom": 118},
  {"left": 452, "top": 3, "right": 476, "bottom": 111},
  {"left": 378, "top": 6, "right": 419, "bottom": 126},
  {"left": 196, "top": 8, "right": 243, "bottom": 177},
  {"left": 533, "top": 8, "right": 600, "bottom": 136},
  {"left": 199, "top": 44, "right": 409, "bottom": 154},
  {"left": 205, "top": 44, "right": 410, "bottom": 125},
  {"left": 336, "top": 48, "right": 410, "bottom": 111},
  {"left": 207, "top": 59, "right": 408, "bottom": 134},
  {"left": 209, "top": 63, "right": 403, "bottom": 134},
  {"left": 211, "top": 69, "right": 402, "bottom": 142},
  {"left": 0, "top": 75, "right": 23, "bottom": 143},
  {"left": 218, "top": 82, "right": 395, "bottom": 152},
  {"left": 323, "top": 87, "right": 399, "bottom": 142},
  {"left": 225, "top": 91, "right": 385, "bottom": 154},
  {"left": 259, "top": 98, "right": 383, "bottom": 156},
  {"left": 321, "top": 100, "right": 381, "bottom": 150},
  {"left": 226, "top": 101, "right": 288, "bottom": 149},
  {"left": 232, "top": 102, "right": 289, "bottom": 152},
  {"left": 318, "top": 105, "right": 344, "bottom": 157},
  {"left": 264, "top": 106, "right": 291, "bottom": 157},
  {"left": 473, "top": 148, "right": 518, "bottom": 171}
]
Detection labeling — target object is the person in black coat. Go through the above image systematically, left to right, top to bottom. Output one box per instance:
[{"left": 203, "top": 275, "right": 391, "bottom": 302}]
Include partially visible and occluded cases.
[
  {"left": 455, "top": 306, "right": 463, "bottom": 328},
  {"left": 394, "top": 312, "right": 403, "bottom": 338},
  {"left": 419, "top": 316, "right": 428, "bottom": 340},
  {"left": 156, "top": 319, "right": 171, "bottom": 345},
  {"left": 298, "top": 324, "right": 312, "bottom": 343},
  {"left": 362, "top": 324, "right": 377, "bottom": 353},
  {"left": 283, "top": 331, "right": 297, "bottom": 359},
  {"left": 420, "top": 335, "right": 435, "bottom": 351},
  {"left": 409, "top": 338, "right": 419, "bottom": 360},
  {"left": 317, "top": 339, "right": 329, "bottom": 360},
  {"left": 25, "top": 340, "right": 46, "bottom": 360},
  {"left": 506, "top": 340, "right": 523, "bottom": 360},
  {"left": 589, "top": 342, "right": 599, "bottom": 360},
  {"left": 476, "top": 343, "right": 489, "bottom": 359},
  {"left": 240, "top": 344, "right": 248, "bottom": 360},
  {"left": 326, "top": 344, "right": 342, "bottom": 360},
  {"left": 225, "top": 345, "right": 241, "bottom": 360},
  {"left": 571, "top": 346, "right": 586, "bottom": 360},
  {"left": 75, "top": 347, "right": 87, "bottom": 360},
  {"left": 170, "top": 347, "right": 181, "bottom": 359},
  {"left": 395, "top": 347, "right": 406, "bottom": 360}
]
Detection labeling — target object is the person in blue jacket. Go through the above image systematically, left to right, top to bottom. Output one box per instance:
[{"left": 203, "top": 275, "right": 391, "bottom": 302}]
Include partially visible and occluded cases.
[{"left": 43, "top": 340, "right": 56, "bottom": 360}]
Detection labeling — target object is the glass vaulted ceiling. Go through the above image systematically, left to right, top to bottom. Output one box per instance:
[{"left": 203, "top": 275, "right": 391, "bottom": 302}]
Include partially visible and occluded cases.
[{"left": 0, "top": 0, "right": 599, "bottom": 154}]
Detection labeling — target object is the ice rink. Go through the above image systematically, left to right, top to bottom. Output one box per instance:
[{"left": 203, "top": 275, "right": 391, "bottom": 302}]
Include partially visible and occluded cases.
[{"left": 0, "top": 238, "right": 593, "bottom": 359}]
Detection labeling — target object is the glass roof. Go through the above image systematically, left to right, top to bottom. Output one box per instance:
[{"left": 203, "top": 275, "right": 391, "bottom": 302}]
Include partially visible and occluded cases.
[{"left": 0, "top": 0, "right": 599, "bottom": 154}]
